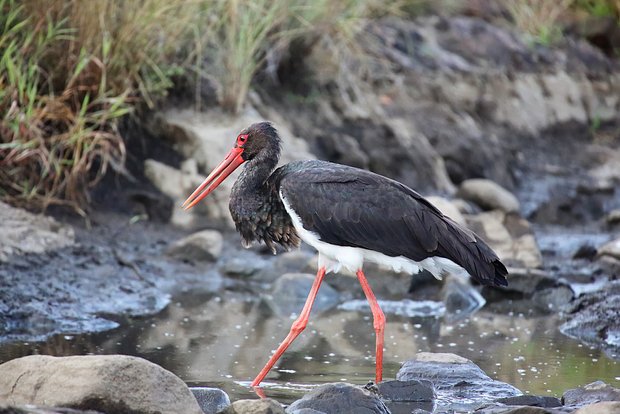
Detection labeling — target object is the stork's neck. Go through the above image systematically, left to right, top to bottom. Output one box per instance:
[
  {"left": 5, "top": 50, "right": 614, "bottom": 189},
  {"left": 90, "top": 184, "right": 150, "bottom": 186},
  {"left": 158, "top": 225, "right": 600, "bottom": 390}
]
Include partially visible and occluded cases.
[{"left": 231, "top": 148, "right": 280, "bottom": 200}]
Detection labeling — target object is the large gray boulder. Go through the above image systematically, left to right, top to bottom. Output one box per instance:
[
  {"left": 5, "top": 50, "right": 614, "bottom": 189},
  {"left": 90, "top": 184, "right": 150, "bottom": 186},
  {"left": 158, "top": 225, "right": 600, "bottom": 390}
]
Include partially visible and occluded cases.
[
  {"left": 0, "top": 355, "right": 203, "bottom": 414},
  {"left": 0, "top": 407, "right": 101, "bottom": 414}
]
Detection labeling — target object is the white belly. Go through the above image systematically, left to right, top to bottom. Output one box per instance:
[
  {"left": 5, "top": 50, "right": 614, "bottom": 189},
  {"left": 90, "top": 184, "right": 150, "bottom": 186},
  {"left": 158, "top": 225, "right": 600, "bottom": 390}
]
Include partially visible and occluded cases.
[{"left": 280, "top": 191, "right": 468, "bottom": 278}]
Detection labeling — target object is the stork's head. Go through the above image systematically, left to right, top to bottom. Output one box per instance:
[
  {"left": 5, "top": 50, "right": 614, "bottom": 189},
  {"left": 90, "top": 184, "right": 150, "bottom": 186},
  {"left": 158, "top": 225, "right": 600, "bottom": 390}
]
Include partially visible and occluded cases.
[{"left": 183, "top": 122, "right": 280, "bottom": 209}]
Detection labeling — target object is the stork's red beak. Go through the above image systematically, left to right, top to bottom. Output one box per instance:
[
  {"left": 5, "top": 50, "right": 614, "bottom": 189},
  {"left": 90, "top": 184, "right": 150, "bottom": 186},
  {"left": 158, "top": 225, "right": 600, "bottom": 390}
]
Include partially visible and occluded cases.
[{"left": 183, "top": 147, "right": 245, "bottom": 209}]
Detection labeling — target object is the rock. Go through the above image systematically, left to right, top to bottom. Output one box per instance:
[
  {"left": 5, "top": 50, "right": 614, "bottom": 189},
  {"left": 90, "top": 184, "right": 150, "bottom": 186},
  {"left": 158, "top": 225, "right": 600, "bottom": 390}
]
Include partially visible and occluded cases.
[
  {"left": 590, "top": 149, "right": 620, "bottom": 193},
  {"left": 143, "top": 158, "right": 209, "bottom": 227},
  {"left": 457, "top": 179, "right": 520, "bottom": 213},
  {"left": 127, "top": 189, "right": 174, "bottom": 223},
  {"left": 425, "top": 196, "right": 467, "bottom": 226},
  {"left": 0, "top": 201, "right": 74, "bottom": 262},
  {"left": 606, "top": 209, "right": 620, "bottom": 226},
  {"left": 466, "top": 210, "right": 542, "bottom": 268},
  {"left": 166, "top": 230, "right": 223, "bottom": 262},
  {"left": 597, "top": 238, "right": 620, "bottom": 260},
  {"left": 572, "top": 244, "right": 598, "bottom": 261},
  {"left": 253, "top": 250, "right": 316, "bottom": 283},
  {"left": 221, "top": 255, "right": 269, "bottom": 278},
  {"left": 495, "top": 268, "right": 574, "bottom": 313},
  {"left": 499, "top": 268, "right": 555, "bottom": 296},
  {"left": 267, "top": 273, "right": 340, "bottom": 316},
  {"left": 441, "top": 276, "right": 486, "bottom": 319},
  {"left": 560, "top": 281, "right": 620, "bottom": 357},
  {"left": 531, "top": 284, "right": 574, "bottom": 314},
  {"left": 338, "top": 298, "right": 445, "bottom": 318},
  {"left": 397, "top": 353, "right": 521, "bottom": 412},
  {"left": 0, "top": 355, "right": 203, "bottom": 414},
  {"left": 377, "top": 379, "right": 435, "bottom": 402},
  {"left": 562, "top": 381, "right": 620, "bottom": 407},
  {"left": 286, "top": 383, "right": 390, "bottom": 414},
  {"left": 190, "top": 387, "right": 230, "bottom": 413},
  {"left": 494, "top": 395, "right": 561, "bottom": 408},
  {"left": 222, "top": 399, "right": 285, "bottom": 414},
  {"left": 573, "top": 401, "right": 620, "bottom": 414},
  {"left": 473, "top": 405, "right": 555, "bottom": 413},
  {"left": 0, "top": 407, "right": 102, "bottom": 414},
  {"left": 287, "top": 409, "right": 324, "bottom": 414}
]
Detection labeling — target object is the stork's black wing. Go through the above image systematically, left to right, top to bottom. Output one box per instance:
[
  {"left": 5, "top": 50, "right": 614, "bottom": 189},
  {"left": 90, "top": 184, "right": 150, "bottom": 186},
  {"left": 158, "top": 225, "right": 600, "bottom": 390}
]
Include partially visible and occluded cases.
[{"left": 277, "top": 160, "right": 507, "bottom": 287}]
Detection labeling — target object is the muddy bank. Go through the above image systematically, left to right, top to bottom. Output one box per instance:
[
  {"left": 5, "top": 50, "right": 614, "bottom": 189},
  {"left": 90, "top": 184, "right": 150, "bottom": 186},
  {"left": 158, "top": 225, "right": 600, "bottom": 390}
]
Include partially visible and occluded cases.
[{"left": 0, "top": 207, "right": 223, "bottom": 343}]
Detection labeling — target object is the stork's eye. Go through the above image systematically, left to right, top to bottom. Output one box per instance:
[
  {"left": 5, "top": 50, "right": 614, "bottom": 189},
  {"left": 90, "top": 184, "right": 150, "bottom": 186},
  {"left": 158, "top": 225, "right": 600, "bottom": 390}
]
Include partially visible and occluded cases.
[{"left": 237, "top": 134, "right": 248, "bottom": 146}]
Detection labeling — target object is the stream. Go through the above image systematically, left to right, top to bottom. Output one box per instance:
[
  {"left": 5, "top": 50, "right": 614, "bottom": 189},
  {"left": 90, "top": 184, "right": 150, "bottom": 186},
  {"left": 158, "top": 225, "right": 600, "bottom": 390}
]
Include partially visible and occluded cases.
[{"left": 1, "top": 288, "right": 617, "bottom": 404}]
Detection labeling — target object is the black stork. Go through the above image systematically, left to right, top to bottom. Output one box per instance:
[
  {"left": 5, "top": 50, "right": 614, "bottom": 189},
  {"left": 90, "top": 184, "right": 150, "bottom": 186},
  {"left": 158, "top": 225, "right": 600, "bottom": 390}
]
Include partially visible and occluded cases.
[{"left": 183, "top": 122, "right": 508, "bottom": 387}]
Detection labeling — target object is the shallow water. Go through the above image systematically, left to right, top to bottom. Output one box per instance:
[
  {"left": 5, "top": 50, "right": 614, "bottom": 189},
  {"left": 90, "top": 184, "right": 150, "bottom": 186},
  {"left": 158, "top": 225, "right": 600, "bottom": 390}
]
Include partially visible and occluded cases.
[{"left": 1, "top": 290, "right": 618, "bottom": 405}]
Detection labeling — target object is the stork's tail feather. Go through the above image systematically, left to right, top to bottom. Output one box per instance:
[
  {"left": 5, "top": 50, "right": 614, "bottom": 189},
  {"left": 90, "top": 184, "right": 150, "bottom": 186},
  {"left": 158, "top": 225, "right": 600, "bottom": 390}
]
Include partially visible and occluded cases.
[
  {"left": 440, "top": 218, "right": 509, "bottom": 287},
  {"left": 492, "top": 259, "right": 509, "bottom": 287}
]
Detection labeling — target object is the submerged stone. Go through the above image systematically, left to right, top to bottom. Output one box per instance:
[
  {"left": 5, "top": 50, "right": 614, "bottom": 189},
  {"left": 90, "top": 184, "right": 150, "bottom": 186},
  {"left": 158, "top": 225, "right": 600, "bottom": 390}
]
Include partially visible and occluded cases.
[
  {"left": 267, "top": 273, "right": 340, "bottom": 316},
  {"left": 441, "top": 276, "right": 486, "bottom": 320},
  {"left": 560, "top": 281, "right": 620, "bottom": 357},
  {"left": 338, "top": 299, "right": 445, "bottom": 318},
  {"left": 397, "top": 352, "right": 521, "bottom": 412},
  {"left": 378, "top": 379, "right": 435, "bottom": 402},
  {"left": 378, "top": 379, "right": 436, "bottom": 414},
  {"left": 562, "top": 381, "right": 620, "bottom": 408},
  {"left": 286, "top": 383, "right": 389, "bottom": 414},
  {"left": 190, "top": 387, "right": 230, "bottom": 413},
  {"left": 494, "top": 395, "right": 561, "bottom": 408},
  {"left": 223, "top": 399, "right": 285, "bottom": 414},
  {"left": 473, "top": 404, "right": 555, "bottom": 413}
]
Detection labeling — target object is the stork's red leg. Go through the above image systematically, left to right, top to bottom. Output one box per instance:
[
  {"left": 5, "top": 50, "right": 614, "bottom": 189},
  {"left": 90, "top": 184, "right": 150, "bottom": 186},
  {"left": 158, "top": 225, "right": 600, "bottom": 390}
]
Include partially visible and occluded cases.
[
  {"left": 251, "top": 267, "right": 327, "bottom": 387},
  {"left": 356, "top": 269, "right": 385, "bottom": 383}
]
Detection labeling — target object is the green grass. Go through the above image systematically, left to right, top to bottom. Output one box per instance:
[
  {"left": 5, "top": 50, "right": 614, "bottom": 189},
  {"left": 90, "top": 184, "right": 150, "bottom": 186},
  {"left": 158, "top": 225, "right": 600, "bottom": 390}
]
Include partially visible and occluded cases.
[{"left": 575, "top": 0, "right": 620, "bottom": 18}]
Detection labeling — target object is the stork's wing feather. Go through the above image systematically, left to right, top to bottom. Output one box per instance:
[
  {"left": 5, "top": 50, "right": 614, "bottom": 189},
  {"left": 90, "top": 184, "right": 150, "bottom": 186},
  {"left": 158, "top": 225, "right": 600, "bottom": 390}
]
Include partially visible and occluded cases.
[{"left": 277, "top": 161, "right": 507, "bottom": 287}]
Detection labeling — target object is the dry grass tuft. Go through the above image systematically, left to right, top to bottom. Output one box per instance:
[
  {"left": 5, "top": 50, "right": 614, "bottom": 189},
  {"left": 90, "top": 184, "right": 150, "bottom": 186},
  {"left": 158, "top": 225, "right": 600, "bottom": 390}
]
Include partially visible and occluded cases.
[
  {"left": 0, "top": 0, "right": 204, "bottom": 213},
  {"left": 506, "top": 0, "right": 575, "bottom": 45}
]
